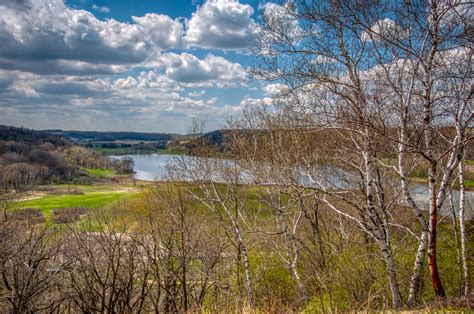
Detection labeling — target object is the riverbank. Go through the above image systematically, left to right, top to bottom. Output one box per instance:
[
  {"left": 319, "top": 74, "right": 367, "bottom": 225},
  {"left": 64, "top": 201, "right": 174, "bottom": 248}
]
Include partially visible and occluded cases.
[{"left": 90, "top": 146, "right": 183, "bottom": 156}]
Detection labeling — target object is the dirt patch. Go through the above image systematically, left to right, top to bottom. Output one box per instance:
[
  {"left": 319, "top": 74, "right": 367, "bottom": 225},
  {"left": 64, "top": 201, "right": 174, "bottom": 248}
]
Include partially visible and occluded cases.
[
  {"left": 107, "top": 187, "right": 140, "bottom": 193},
  {"left": 13, "top": 192, "right": 46, "bottom": 202}
]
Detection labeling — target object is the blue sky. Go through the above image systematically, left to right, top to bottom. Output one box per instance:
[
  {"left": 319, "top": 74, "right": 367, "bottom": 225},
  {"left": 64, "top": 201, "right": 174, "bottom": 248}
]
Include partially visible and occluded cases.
[{"left": 0, "top": 0, "right": 270, "bottom": 133}]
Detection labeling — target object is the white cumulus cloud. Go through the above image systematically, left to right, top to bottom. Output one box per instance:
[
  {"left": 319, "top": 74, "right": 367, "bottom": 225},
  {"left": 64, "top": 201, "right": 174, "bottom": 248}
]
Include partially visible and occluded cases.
[
  {"left": 0, "top": 0, "right": 184, "bottom": 73},
  {"left": 185, "top": 0, "right": 255, "bottom": 49},
  {"left": 132, "top": 13, "right": 184, "bottom": 50},
  {"left": 160, "top": 53, "right": 248, "bottom": 86}
]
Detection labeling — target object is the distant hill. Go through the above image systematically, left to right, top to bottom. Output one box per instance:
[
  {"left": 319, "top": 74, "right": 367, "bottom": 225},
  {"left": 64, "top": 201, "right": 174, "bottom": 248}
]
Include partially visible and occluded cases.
[
  {"left": 0, "top": 125, "right": 68, "bottom": 146},
  {"left": 0, "top": 125, "right": 237, "bottom": 156},
  {"left": 45, "top": 129, "right": 189, "bottom": 142},
  {"left": 179, "top": 129, "right": 243, "bottom": 155}
]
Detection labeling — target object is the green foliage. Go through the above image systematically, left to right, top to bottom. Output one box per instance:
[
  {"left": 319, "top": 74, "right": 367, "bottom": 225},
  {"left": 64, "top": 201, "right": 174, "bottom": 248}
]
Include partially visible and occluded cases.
[
  {"left": 464, "top": 160, "right": 474, "bottom": 166},
  {"left": 5, "top": 179, "right": 474, "bottom": 311},
  {"left": 464, "top": 179, "right": 474, "bottom": 188},
  {"left": 251, "top": 251, "right": 296, "bottom": 306},
  {"left": 303, "top": 287, "right": 350, "bottom": 313}
]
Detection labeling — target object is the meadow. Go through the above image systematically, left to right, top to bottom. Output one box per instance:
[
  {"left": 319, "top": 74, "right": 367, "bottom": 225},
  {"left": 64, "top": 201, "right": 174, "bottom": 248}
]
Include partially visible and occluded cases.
[{"left": 10, "top": 167, "right": 143, "bottom": 222}]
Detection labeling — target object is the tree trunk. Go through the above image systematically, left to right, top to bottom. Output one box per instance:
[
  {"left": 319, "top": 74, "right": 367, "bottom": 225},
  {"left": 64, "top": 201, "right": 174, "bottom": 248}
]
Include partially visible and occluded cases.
[
  {"left": 399, "top": 127, "right": 429, "bottom": 307},
  {"left": 365, "top": 142, "right": 403, "bottom": 309},
  {"left": 458, "top": 160, "right": 471, "bottom": 295},
  {"left": 427, "top": 162, "right": 445, "bottom": 297},
  {"left": 449, "top": 191, "right": 463, "bottom": 295},
  {"left": 275, "top": 198, "right": 307, "bottom": 302},
  {"left": 232, "top": 217, "right": 253, "bottom": 307},
  {"left": 407, "top": 230, "right": 429, "bottom": 307},
  {"left": 379, "top": 239, "right": 404, "bottom": 309},
  {"left": 239, "top": 240, "right": 254, "bottom": 307}
]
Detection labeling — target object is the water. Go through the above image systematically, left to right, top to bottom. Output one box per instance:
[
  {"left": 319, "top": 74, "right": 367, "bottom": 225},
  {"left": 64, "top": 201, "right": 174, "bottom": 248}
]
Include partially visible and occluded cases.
[
  {"left": 111, "top": 154, "right": 179, "bottom": 181},
  {"left": 111, "top": 154, "right": 248, "bottom": 182},
  {"left": 113, "top": 154, "right": 473, "bottom": 219}
]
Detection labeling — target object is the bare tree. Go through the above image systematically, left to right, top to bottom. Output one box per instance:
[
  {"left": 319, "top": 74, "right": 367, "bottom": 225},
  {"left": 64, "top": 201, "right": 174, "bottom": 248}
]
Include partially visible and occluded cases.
[
  {"left": 252, "top": 0, "right": 472, "bottom": 306},
  {"left": 253, "top": 1, "right": 408, "bottom": 307},
  {"left": 174, "top": 149, "right": 256, "bottom": 308},
  {"left": 136, "top": 182, "right": 226, "bottom": 312},
  {"left": 63, "top": 217, "right": 152, "bottom": 313},
  {"left": 0, "top": 220, "right": 67, "bottom": 312}
]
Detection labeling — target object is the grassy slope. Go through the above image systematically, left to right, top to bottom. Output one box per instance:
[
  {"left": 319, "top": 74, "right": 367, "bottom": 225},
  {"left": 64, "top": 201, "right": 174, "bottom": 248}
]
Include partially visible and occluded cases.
[
  {"left": 381, "top": 158, "right": 474, "bottom": 190},
  {"left": 14, "top": 167, "right": 142, "bottom": 219},
  {"left": 86, "top": 168, "right": 117, "bottom": 178},
  {"left": 18, "top": 191, "right": 138, "bottom": 218}
]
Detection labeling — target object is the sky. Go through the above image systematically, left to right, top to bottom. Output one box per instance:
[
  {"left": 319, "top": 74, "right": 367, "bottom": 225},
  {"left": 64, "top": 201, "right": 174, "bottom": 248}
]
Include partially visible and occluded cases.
[{"left": 0, "top": 0, "right": 271, "bottom": 133}]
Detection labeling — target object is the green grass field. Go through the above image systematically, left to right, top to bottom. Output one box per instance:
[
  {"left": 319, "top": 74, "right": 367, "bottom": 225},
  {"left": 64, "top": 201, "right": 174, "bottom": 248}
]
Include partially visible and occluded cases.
[
  {"left": 465, "top": 160, "right": 474, "bottom": 166},
  {"left": 86, "top": 168, "right": 117, "bottom": 178},
  {"left": 17, "top": 191, "right": 139, "bottom": 218}
]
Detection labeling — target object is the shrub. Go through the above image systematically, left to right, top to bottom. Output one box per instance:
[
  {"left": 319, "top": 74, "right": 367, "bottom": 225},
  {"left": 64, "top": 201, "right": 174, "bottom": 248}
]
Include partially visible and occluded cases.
[
  {"left": 52, "top": 207, "right": 89, "bottom": 224},
  {"left": 12, "top": 208, "right": 45, "bottom": 224}
]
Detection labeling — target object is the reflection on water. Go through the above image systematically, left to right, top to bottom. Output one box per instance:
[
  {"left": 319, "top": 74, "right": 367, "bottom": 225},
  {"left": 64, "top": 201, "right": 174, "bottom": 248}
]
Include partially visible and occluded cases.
[
  {"left": 111, "top": 154, "right": 183, "bottom": 181},
  {"left": 112, "top": 154, "right": 472, "bottom": 218}
]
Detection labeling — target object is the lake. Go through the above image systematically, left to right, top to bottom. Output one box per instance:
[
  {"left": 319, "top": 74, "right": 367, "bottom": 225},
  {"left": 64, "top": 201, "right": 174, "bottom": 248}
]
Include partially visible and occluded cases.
[
  {"left": 111, "top": 154, "right": 185, "bottom": 181},
  {"left": 113, "top": 154, "right": 473, "bottom": 218}
]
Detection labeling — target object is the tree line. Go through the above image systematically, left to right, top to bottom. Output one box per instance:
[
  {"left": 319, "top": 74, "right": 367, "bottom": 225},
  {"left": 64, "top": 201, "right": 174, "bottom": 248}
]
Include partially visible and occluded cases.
[{"left": 0, "top": 126, "right": 134, "bottom": 191}]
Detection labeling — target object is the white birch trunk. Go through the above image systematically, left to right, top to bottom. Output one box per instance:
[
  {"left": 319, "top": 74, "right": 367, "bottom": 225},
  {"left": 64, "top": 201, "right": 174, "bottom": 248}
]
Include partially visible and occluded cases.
[
  {"left": 399, "top": 120, "right": 429, "bottom": 307},
  {"left": 364, "top": 142, "right": 403, "bottom": 309},
  {"left": 458, "top": 160, "right": 471, "bottom": 295},
  {"left": 276, "top": 206, "right": 306, "bottom": 300},
  {"left": 237, "top": 233, "right": 254, "bottom": 307},
  {"left": 378, "top": 239, "right": 404, "bottom": 309}
]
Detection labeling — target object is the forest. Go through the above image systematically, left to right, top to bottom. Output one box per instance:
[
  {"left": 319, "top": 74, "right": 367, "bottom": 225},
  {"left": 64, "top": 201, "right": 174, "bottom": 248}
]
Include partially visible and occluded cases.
[{"left": 0, "top": 125, "right": 134, "bottom": 191}]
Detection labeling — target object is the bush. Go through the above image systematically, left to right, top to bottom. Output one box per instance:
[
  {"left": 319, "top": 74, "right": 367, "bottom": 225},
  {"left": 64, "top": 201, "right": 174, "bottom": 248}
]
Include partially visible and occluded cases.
[
  {"left": 52, "top": 207, "right": 89, "bottom": 224},
  {"left": 12, "top": 208, "right": 45, "bottom": 225}
]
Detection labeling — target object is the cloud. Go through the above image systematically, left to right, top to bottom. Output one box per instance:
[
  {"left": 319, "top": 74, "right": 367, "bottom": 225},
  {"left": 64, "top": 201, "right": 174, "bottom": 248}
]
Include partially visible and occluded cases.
[
  {"left": 0, "top": 0, "right": 183, "bottom": 72},
  {"left": 0, "top": 0, "right": 31, "bottom": 10},
  {"left": 0, "top": 0, "right": 253, "bottom": 132},
  {"left": 0, "top": 0, "right": 254, "bottom": 78},
  {"left": 185, "top": 0, "right": 255, "bottom": 49},
  {"left": 439, "top": 0, "right": 473, "bottom": 27},
  {"left": 257, "top": 1, "right": 302, "bottom": 55},
  {"left": 92, "top": 4, "right": 110, "bottom": 13},
  {"left": 132, "top": 13, "right": 183, "bottom": 50},
  {"left": 361, "top": 18, "right": 404, "bottom": 42},
  {"left": 160, "top": 53, "right": 247, "bottom": 86},
  {"left": 0, "top": 58, "right": 125, "bottom": 76},
  {"left": 0, "top": 66, "right": 248, "bottom": 132},
  {"left": 0, "top": 70, "right": 14, "bottom": 93},
  {"left": 114, "top": 71, "right": 183, "bottom": 93},
  {"left": 5, "top": 75, "right": 40, "bottom": 98},
  {"left": 36, "top": 82, "right": 100, "bottom": 96},
  {"left": 264, "top": 83, "right": 288, "bottom": 96},
  {"left": 189, "top": 90, "right": 206, "bottom": 97},
  {"left": 239, "top": 95, "right": 273, "bottom": 107}
]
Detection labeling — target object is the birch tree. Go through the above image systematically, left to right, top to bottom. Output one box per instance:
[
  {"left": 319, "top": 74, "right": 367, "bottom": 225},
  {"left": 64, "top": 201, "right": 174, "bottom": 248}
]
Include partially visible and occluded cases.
[
  {"left": 252, "top": 0, "right": 471, "bottom": 307},
  {"left": 356, "top": 0, "right": 473, "bottom": 300},
  {"left": 253, "top": 1, "right": 408, "bottom": 308}
]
